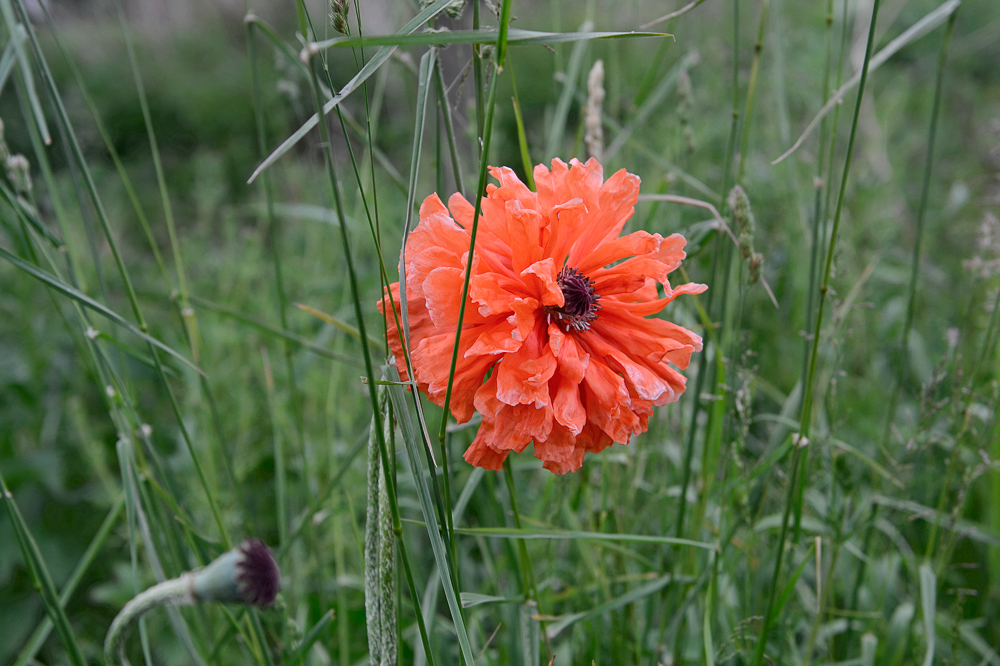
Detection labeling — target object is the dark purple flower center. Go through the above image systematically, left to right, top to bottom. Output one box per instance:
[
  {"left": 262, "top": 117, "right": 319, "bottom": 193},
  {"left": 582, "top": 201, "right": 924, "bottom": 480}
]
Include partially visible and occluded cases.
[
  {"left": 546, "top": 266, "right": 601, "bottom": 332},
  {"left": 236, "top": 539, "right": 281, "bottom": 608}
]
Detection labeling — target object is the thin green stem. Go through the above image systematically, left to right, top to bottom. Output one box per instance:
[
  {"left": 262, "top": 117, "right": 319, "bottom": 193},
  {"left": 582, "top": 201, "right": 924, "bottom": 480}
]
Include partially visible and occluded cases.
[
  {"left": 14, "top": 0, "right": 230, "bottom": 545},
  {"left": 436, "top": 0, "right": 512, "bottom": 459},
  {"left": 736, "top": 0, "right": 770, "bottom": 185},
  {"left": 752, "top": 2, "right": 882, "bottom": 664},
  {"left": 881, "top": 11, "right": 957, "bottom": 448},
  {"left": 302, "top": 45, "right": 438, "bottom": 666},
  {"left": 434, "top": 59, "right": 466, "bottom": 196},
  {"left": 503, "top": 461, "right": 540, "bottom": 603}
]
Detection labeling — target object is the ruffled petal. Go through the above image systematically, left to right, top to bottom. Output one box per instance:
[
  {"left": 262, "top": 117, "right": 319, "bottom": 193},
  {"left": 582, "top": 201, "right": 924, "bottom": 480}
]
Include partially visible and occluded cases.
[
  {"left": 381, "top": 159, "right": 706, "bottom": 474},
  {"left": 568, "top": 167, "right": 641, "bottom": 263},
  {"left": 495, "top": 323, "right": 558, "bottom": 408},
  {"left": 551, "top": 372, "right": 586, "bottom": 434},
  {"left": 464, "top": 422, "right": 509, "bottom": 470},
  {"left": 535, "top": 426, "right": 585, "bottom": 474}
]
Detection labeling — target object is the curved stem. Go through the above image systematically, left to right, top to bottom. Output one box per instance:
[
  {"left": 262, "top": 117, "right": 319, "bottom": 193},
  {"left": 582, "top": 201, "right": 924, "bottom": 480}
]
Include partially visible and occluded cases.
[{"left": 104, "top": 576, "right": 194, "bottom": 665}]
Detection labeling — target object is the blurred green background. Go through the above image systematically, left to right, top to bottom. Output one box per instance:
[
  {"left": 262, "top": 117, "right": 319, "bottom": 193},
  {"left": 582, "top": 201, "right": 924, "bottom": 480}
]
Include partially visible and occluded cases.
[{"left": 2, "top": 0, "right": 1000, "bottom": 664}]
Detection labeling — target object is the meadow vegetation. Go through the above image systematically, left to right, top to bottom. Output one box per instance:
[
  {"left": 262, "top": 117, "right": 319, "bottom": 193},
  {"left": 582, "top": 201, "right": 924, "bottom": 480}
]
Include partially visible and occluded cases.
[{"left": 2, "top": 0, "right": 1000, "bottom": 664}]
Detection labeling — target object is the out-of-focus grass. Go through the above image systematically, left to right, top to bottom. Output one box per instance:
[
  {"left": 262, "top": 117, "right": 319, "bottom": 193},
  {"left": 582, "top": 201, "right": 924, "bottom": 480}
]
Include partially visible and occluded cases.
[{"left": 1, "top": 0, "right": 1000, "bottom": 665}]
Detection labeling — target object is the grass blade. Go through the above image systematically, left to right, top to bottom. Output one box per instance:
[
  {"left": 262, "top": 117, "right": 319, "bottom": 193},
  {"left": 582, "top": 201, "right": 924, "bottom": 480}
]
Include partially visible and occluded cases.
[
  {"left": 248, "top": 0, "right": 458, "bottom": 184},
  {"left": 753, "top": 0, "right": 884, "bottom": 662},
  {"left": 772, "top": 0, "right": 961, "bottom": 165},
  {"left": 0, "top": 6, "right": 49, "bottom": 144},
  {"left": 545, "top": 21, "right": 591, "bottom": 162},
  {"left": 309, "top": 27, "right": 666, "bottom": 51},
  {"left": 0, "top": 33, "right": 17, "bottom": 92},
  {"left": 605, "top": 50, "right": 698, "bottom": 160},
  {"left": 0, "top": 246, "right": 204, "bottom": 376},
  {"left": 387, "top": 372, "right": 476, "bottom": 665},
  {"left": 0, "top": 472, "right": 88, "bottom": 666},
  {"left": 13, "top": 496, "right": 125, "bottom": 666},
  {"left": 446, "top": 525, "right": 717, "bottom": 550},
  {"left": 920, "top": 563, "right": 936, "bottom": 666},
  {"left": 545, "top": 575, "right": 674, "bottom": 639},
  {"left": 286, "top": 610, "right": 334, "bottom": 666}
]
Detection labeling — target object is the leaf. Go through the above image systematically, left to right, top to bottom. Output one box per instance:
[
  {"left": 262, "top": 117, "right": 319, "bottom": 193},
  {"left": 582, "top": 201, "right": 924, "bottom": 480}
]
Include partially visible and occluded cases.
[
  {"left": 247, "top": 0, "right": 460, "bottom": 183},
  {"left": 772, "top": 0, "right": 961, "bottom": 165},
  {"left": 309, "top": 27, "right": 668, "bottom": 51},
  {"left": 0, "top": 246, "right": 204, "bottom": 376},
  {"left": 446, "top": 525, "right": 717, "bottom": 550},
  {"left": 920, "top": 563, "right": 936, "bottom": 666},
  {"left": 546, "top": 575, "right": 674, "bottom": 639},
  {"left": 460, "top": 592, "right": 523, "bottom": 608},
  {"left": 286, "top": 610, "right": 334, "bottom": 666}
]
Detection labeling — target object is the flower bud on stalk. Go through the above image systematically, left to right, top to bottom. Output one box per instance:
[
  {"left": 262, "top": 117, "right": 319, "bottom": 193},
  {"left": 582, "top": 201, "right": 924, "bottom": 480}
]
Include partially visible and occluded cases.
[{"left": 104, "top": 540, "right": 280, "bottom": 665}]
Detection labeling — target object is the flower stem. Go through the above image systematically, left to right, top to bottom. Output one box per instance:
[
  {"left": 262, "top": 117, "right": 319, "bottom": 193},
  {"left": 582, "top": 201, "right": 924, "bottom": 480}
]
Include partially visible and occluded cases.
[{"left": 104, "top": 576, "right": 193, "bottom": 665}]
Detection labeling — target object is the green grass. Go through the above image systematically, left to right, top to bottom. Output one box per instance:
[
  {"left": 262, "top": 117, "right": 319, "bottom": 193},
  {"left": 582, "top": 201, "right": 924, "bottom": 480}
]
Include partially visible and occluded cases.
[{"left": 2, "top": 0, "right": 1000, "bottom": 664}]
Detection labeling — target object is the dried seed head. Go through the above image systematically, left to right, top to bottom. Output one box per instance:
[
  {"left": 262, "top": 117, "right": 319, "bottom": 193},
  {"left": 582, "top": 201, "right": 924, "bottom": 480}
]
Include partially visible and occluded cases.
[
  {"left": 330, "top": 0, "right": 349, "bottom": 34},
  {"left": 422, "top": 0, "right": 465, "bottom": 19},
  {"left": 584, "top": 60, "right": 605, "bottom": 162},
  {"left": 6, "top": 154, "right": 31, "bottom": 195},
  {"left": 728, "top": 185, "right": 764, "bottom": 284},
  {"left": 964, "top": 213, "right": 1000, "bottom": 278},
  {"left": 193, "top": 539, "right": 281, "bottom": 608}
]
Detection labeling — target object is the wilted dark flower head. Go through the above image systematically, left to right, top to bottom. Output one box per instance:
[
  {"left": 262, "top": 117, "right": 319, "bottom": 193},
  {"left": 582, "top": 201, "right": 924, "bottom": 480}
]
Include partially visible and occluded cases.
[
  {"left": 193, "top": 539, "right": 280, "bottom": 608},
  {"left": 235, "top": 539, "right": 281, "bottom": 607}
]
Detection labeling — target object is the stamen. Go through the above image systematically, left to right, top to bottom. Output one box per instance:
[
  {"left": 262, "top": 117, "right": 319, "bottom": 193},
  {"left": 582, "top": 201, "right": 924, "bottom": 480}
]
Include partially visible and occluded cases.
[{"left": 546, "top": 266, "right": 601, "bottom": 332}]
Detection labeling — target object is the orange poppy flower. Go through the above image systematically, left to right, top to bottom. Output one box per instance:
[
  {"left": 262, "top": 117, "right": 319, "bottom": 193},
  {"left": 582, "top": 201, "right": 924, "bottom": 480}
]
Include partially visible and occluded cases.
[{"left": 378, "top": 158, "right": 706, "bottom": 474}]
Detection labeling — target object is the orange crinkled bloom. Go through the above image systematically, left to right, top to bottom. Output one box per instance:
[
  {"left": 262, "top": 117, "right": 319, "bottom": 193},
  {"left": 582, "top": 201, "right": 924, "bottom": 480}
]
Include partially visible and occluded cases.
[{"left": 378, "top": 158, "right": 707, "bottom": 474}]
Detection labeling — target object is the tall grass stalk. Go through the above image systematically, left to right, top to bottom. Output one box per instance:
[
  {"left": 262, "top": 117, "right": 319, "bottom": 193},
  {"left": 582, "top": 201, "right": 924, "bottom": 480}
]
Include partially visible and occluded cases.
[
  {"left": 13, "top": 0, "right": 231, "bottom": 546},
  {"left": 436, "top": 0, "right": 512, "bottom": 465},
  {"left": 753, "top": 1, "right": 882, "bottom": 663},
  {"left": 3, "top": 2, "right": 998, "bottom": 664},
  {"left": 881, "top": 10, "right": 957, "bottom": 449},
  {"left": 301, "top": 33, "right": 446, "bottom": 666}
]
